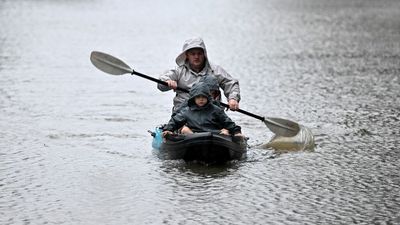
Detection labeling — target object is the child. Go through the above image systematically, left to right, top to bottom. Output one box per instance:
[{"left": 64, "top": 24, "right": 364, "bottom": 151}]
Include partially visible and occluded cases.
[
  {"left": 171, "top": 75, "right": 221, "bottom": 118},
  {"left": 163, "top": 82, "right": 242, "bottom": 136}
]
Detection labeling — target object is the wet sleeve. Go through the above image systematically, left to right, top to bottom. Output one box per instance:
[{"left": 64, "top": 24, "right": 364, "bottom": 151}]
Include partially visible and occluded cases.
[
  {"left": 213, "top": 66, "right": 241, "bottom": 102},
  {"left": 158, "top": 68, "right": 179, "bottom": 91},
  {"left": 171, "top": 100, "right": 188, "bottom": 117},
  {"left": 163, "top": 108, "right": 188, "bottom": 131},
  {"left": 217, "top": 109, "right": 242, "bottom": 134}
]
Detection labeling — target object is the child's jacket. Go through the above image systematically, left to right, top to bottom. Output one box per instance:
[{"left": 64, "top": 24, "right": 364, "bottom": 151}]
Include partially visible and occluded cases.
[{"left": 163, "top": 83, "right": 241, "bottom": 134}]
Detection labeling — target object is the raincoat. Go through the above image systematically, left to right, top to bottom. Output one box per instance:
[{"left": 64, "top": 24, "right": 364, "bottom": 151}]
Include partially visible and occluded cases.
[
  {"left": 158, "top": 37, "right": 240, "bottom": 112},
  {"left": 171, "top": 75, "right": 221, "bottom": 117},
  {"left": 200, "top": 75, "right": 220, "bottom": 97},
  {"left": 163, "top": 83, "right": 241, "bottom": 135}
]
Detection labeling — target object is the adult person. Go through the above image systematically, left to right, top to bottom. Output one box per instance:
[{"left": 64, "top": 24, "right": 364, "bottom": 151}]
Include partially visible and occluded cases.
[{"left": 157, "top": 37, "right": 240, "bottom": 112}]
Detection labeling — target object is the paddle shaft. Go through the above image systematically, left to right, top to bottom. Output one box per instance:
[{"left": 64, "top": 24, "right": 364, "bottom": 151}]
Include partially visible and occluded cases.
[
  {"left": 90, "top": 50, "right": 300, "bottom": 136},
  {"left": 131, "top": 70, "right": 266, "bottom": 122}
]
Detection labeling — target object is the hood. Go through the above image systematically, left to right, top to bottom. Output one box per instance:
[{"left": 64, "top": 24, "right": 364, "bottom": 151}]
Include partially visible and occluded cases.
[
  {"left": 175, "top": 37, "right": 209, "bottom": 66},
  {"left": 199, "top": 75, "right": 219, "bottom": 91},
  {"left": 187, "top": 82, "right": 212, "bottom": 107}
]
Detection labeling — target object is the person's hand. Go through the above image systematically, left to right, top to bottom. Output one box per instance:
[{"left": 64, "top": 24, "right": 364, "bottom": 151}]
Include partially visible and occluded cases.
[
  {"left": 166, "top": 80, "right": 177, "bottom": 90},
  {"left": 228, "top": 99, "right": 239, "bottom": 111},
  {"left": 219, "top": 129, "right": 229, "bottom": 135},
  {"left": 162, "top": 130, "right": 173, "bottom": 137},
  {"left": 234, "top": 133, "right": 244, "bottom": 137}
]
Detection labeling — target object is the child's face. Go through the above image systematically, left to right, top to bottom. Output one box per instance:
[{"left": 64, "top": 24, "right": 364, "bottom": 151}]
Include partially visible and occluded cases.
[{"left": 194, "top": 95, "right": 208, "bottom": 107}]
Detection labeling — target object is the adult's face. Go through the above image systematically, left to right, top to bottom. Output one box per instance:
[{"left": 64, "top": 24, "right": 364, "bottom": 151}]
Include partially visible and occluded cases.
[{"left": 186, "top": 48, "right": 205, "bottom": 72}]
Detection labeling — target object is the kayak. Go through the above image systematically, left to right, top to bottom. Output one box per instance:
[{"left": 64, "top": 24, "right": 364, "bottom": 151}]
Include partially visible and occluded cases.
[{"left": 150, "top": 127, "right": 247, "bottom": 163}]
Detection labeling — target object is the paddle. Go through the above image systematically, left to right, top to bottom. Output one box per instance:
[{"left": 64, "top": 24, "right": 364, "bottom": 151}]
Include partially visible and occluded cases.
[{"left": 90, "top": 51, "right": 300, "bottom": 137}]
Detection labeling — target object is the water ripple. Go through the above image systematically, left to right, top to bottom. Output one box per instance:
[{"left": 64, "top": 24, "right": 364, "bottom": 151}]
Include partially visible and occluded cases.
[{"left": 1, "top": 0, "right": 400, "bottom": 224}]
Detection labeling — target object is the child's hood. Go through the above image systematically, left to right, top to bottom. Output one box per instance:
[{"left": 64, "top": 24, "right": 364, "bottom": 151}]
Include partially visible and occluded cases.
[{"left": 188, "top": 82, "right": 212, "bottom": 107}]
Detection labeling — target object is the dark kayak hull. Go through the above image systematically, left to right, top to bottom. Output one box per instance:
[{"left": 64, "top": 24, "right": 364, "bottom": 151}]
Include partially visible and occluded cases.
[{"left": 151, "top": 129, "right": 247, "bottom": 163}]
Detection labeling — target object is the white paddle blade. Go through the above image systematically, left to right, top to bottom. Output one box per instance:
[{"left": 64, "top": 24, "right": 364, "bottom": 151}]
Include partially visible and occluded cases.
[
  {"left": 90, "top": 51, "right": 133, "bottom": 75},
  {"left": 264, "top": 117, "right": 300, "bottom": 137},
  {"left": 266, "top": 125, "right": 315, "bottom": 151}
]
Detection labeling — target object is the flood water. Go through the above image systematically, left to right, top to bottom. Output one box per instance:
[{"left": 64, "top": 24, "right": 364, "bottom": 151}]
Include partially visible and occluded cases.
[{"left": 1, "top": 0, "right": 399, "bottom": 224}]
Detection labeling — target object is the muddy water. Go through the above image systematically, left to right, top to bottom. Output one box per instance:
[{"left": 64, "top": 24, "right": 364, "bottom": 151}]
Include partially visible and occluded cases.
[{"left": 1, "top": 0, "right": 399, "bottom": 224}]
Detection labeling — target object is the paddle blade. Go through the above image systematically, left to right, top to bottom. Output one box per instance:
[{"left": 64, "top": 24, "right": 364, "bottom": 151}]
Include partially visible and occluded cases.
[
  {"left": 90, "top": 51, "right": 133, "bottom": 75},
  {"left": 264, "top": 117, "right": 300, "bottom": 137},
  {"left": 266, "top": 125, "right": 315, "bottom": 151}
]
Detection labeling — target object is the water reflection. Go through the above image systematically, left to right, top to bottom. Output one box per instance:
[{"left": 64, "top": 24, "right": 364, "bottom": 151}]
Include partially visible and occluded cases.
[
  {"left": 1, "top": 0, "right": 400, "bottom": 224},
  {"left": 160, "top": 161, "right": 229, "bottom": 177}
]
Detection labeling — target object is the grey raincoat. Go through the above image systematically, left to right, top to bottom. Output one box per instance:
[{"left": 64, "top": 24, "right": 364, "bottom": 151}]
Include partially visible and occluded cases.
[
  {"left": 158, "top": 37, "right": 240, "bottom": 112},
  {"left": 163, "top": 83, "right": 241, "bottom": 135}
]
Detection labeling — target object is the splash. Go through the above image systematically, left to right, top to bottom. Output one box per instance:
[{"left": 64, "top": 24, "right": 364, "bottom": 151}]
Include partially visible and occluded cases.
[{"left": 264, "top": 125, "right": 315, "bottom": 151}]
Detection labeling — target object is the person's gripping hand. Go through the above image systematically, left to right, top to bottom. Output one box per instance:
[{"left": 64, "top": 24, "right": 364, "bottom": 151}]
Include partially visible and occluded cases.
[
  {"left": 166, "top": 80, "right": 177, "bottom": 90},
  {"left": 228, "top": 99, "right": 239, "bottom": 111}
]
